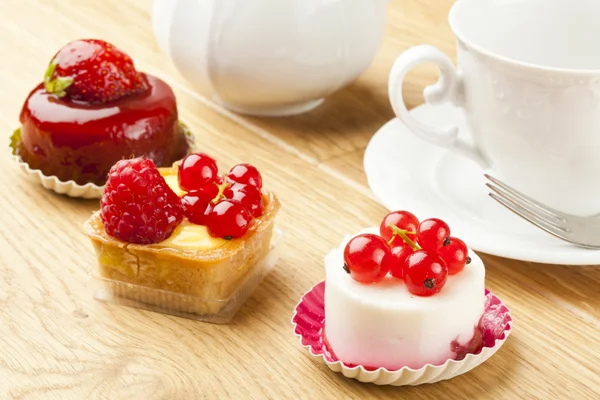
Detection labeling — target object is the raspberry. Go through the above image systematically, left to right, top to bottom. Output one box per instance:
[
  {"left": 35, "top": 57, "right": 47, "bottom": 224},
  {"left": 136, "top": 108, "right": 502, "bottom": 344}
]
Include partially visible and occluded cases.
[{"left": 100, "top": 158, "right": 183, "bottom": 244}]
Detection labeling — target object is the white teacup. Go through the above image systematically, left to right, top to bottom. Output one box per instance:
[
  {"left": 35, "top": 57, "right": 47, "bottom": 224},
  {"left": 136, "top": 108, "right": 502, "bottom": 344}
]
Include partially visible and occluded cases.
[{"left": 389, "top": 0, "right": 600, "bottom": 216}]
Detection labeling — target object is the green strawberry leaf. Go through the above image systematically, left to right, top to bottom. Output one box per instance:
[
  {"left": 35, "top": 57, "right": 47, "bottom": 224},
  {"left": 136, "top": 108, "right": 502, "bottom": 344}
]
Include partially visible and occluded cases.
[
  {"left": 43, "top": 59, "right": 73, "bottom": 97},
  {"left": 52, "top": 77, "right": 73, "bottom": 97},
  {"left": 179, "top": 120, "right": 191, "bottom": 137},
  {"left": 179, "top": 120, "right": 196, "bottom": 150},
  {"left": 9, "top": 127, "right": 20, "bottom": 155}
]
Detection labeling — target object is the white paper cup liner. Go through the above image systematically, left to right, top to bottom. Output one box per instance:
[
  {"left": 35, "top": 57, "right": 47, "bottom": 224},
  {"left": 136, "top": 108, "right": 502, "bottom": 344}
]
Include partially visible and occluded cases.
[
  {"left": 10, "top": 153, "right": 104, "bottom": 199},
  {"left": 292, "top": 281, "right": 513, "bottom": 386}
]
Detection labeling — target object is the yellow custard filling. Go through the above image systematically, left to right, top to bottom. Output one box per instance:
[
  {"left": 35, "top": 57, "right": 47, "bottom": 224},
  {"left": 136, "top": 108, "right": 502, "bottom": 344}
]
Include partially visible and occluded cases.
[
  {"left": 156, "top": 166, "right": 228, "bottom": 250},
  {"left": 162, "top": 174, "right": 187, "bottom": 197},
  {"left": 157, "top": 222, "right": 227, "bottom": 250}
]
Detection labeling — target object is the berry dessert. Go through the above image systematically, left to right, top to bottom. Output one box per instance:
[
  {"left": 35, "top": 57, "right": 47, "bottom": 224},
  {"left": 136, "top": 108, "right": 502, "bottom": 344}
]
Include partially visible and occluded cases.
[
  {"left": 11, "top": 39, "right": 191, "bottom": 187},
  {"left": 84, "top": 155, "right": 280, "bottom": 321},
  {"left": 324, "top": 211, "right": 485, "bottom": 370}
]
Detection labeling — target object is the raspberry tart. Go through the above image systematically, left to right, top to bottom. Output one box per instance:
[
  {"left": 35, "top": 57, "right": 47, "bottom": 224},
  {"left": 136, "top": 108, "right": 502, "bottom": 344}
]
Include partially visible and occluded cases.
[
  {"left": 10, "top": 39, "right": 191, "bottom": 194},
  {"left": 84, "top": 155, "right": 280, "bottom": 323},
  {"left": 324, "top": 211, "right": 485, "bottom": 370}
]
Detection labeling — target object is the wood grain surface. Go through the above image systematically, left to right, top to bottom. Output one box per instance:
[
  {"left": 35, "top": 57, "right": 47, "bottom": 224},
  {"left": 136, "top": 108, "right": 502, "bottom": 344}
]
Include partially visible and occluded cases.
[{"left": 0, "top": 0, "right": 599, "bottom": 399}]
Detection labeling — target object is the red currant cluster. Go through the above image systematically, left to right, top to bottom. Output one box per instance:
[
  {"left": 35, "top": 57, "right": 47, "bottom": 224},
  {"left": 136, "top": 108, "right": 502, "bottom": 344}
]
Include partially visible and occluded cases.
[
  {"left": 177, "top": 152, "right": 264, "bottom": 239},
  {"left": 343, "top": 210, "right": 471, "bottom": 297}
]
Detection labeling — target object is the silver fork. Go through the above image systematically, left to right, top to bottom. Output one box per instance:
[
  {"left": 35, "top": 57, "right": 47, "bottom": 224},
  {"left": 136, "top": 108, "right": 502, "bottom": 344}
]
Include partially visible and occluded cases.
[{"left": 484, "top": 174, "right": 600, "bottom": 249}]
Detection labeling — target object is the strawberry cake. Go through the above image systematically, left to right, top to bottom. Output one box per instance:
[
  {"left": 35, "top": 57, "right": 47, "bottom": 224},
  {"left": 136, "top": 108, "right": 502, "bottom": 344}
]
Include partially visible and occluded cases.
[
  {"left": 12, "top": 39, "right": 190, "bottom": 186},
  {"left": 324, "top": 211, "right": 485, "bottom": 370}
]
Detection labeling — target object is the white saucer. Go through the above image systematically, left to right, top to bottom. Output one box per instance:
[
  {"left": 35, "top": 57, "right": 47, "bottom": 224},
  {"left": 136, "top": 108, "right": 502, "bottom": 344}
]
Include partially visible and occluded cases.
[{"left": 364, "top": 103, "right": 600, "bottom": 265}]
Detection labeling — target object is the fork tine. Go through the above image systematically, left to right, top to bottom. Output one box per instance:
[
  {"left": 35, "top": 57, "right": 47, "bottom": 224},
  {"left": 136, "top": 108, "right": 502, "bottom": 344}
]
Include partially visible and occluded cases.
[
  {"left": 484, "top": 174, "right": 566, "bottom": 222},
  {"left": 485, "top": 183, "right": 568, "bottom": 231},
  {"left": 488, "top": 192, "right": 572, "bottom": 242}
]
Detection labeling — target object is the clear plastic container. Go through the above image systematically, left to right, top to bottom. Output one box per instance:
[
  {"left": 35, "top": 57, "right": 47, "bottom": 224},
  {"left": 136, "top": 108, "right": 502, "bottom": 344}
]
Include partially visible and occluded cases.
[
  {"left": 85, "top": 191, "right": 282, "bottom": 324},
  {"left": 92, "top": 228, "right": 283, "bottom": 324}
]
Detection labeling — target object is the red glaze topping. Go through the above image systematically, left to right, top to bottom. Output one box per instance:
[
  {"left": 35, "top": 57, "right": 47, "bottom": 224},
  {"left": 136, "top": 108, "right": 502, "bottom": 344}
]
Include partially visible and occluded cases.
[{"left": 18, "top": 74, "right": 189, "bottom": 185}]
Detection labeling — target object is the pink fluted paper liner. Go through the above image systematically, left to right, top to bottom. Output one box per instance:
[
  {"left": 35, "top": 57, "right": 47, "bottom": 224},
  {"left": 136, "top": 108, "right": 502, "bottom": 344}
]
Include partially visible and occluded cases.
[{"left": 292, "top": 281, "right": 512, "bottom": 386}]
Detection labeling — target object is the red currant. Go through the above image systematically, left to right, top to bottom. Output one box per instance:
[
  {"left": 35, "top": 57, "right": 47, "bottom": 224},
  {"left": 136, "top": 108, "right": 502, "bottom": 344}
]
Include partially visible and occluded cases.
[
  {"left": 178, "top": 153, "right": 219, "bottom": 192},
  {"left": 227, "top": 163, "right": 262, "bottom": 188},
  {"left": 223, "top": 183, "right": 264, "bottom": 218},
  {"left": 181, "top": 184, "right": 219, "bottom": 225},
  {"left": 206, "top": 199, "right": 252, "bottom": 239},
  {"left": 379, "top": 210, "right": 419, "bottom": 247},
  {"left": 416, "top": 218, "right": 451, "bottom": 251},
  {"left": 343, "top": 234, "right": 392, "bottom": 284},
  {"left": 438, "top": 237, "right": 470, "bottom": 275},
  {"left": 389, "top": 244, "right": 413, "bottom": 279},
  {"left": 404, "top": 250, "right": 448, "bottom": 296}
]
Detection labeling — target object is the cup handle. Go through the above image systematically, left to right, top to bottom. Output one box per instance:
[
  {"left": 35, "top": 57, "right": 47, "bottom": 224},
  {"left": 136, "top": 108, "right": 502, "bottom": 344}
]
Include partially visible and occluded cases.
[{"left": 388, "top": 45, "right": 487, "bottom": 167}]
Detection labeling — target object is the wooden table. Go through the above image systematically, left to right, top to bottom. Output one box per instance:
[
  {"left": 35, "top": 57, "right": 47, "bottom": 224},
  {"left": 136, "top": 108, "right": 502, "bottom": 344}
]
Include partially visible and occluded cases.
[{"left": 1, "top": 1, "right": 598, "bottom": 399}]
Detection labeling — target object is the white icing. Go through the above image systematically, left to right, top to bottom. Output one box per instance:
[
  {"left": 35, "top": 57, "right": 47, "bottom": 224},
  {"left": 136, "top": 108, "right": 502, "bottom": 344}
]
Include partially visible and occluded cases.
[{"left": 324, "top": 228, "right": 485, "bottom": 370}]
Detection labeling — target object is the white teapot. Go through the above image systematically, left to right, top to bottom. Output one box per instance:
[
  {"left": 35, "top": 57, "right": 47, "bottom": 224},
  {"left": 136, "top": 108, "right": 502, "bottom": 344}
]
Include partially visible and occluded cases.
[{"left": 152, "top": 0, "right": 387, "bottom": 116}]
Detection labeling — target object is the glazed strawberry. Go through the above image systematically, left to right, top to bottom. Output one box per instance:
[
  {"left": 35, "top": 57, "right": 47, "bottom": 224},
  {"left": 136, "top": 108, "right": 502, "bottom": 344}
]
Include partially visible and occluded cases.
[
  {"left": 44, "top": 39, "right": 148, "bottom": 104},
  {"left": 101, "top": 158, "right": 183, "bottom": 244}
]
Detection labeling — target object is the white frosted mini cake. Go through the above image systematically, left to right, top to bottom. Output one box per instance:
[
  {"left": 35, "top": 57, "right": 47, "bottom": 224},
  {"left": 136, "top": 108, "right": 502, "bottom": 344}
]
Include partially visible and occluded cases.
[{"left": 323, "top": 211, "right": 485, "bottom": 370}]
